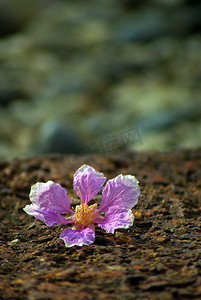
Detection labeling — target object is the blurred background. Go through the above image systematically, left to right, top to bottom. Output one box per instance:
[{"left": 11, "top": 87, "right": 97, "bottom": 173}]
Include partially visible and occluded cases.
[{"left": 0, "top": 0, "right": 200, "bottom": 160}]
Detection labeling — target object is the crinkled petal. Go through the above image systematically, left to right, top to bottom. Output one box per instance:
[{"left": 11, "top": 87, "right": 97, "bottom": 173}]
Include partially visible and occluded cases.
[
  {"left": 73, "top": 164, "right": 106, "bottom": 204},
  {"left": 99, "top": 175, "right": 140, "bottom": 212},
  {"left": 23, "top": 181, "right": 73, "bottom": 226},
  {"left": 28, "top": 181, "right": 73, "bottom": 213},
  {"left": 23, "top": 205, "right": 73, "bottom": 226},
  {"left": 97, "top": 206, "right": 134, "bottom": 233},
  {"left": 60, "top": 227, "right": 95, "bottom": 247}
]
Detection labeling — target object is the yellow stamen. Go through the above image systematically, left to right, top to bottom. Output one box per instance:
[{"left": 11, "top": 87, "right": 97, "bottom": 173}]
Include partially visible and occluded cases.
[
  {"left": 77, "top": 186, "right": 82, "bottom": 201},
  {"left": 73, "top": 203, "right": 97, "bottom": 227}
]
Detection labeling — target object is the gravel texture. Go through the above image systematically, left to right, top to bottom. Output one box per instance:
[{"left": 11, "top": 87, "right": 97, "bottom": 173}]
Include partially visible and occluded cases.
[{"left": 0, "top": 148, "right": 201, "bottom": 299}]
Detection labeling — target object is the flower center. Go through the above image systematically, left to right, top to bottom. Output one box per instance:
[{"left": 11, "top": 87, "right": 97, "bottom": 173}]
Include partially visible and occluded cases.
[{"left": 73, "top": 203, "right": 97, "bottom": 227}]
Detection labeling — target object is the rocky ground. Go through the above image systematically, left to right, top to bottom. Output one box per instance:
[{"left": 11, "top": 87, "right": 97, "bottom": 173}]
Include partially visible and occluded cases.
[
  {"left": 0, "top": 0, "right": 201, "bottom": 159},
  {"left": 0, "top": 148, "right": 201, "bottom": 299}
]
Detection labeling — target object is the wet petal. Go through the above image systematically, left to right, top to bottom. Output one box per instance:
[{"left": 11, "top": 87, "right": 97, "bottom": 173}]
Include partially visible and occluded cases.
[
  {"left": 73, "top": 165, "right": 106, "bottom": 204},
  {"left": 99, "top": 175, "right": 140, "bottom": 212},
  {"left": 23, "top": 181, "right": 73, "bottom": 226},
  {"left": 97, "top": 206, "right": 134, "bottom": 233},
  {"left": 60, "top": 227, "right": 95, "bottom": 247}
]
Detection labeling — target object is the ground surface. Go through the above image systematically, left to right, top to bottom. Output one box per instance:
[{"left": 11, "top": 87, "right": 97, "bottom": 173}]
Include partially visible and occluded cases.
[
  {"left": 1, "top": 1, "right": 201, "bottom": 158},
  {"left": 0, "top": 149, "right": 201, "bottom": 300}
]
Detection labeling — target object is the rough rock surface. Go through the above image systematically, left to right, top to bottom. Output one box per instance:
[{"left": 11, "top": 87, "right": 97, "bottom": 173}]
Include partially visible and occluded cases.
[{"left": 0, "top": 149, "right": 201, "bottom": 300}]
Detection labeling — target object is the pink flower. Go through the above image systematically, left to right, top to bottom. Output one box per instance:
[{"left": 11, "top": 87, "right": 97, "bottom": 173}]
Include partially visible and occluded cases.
[{"left": 23, "top": 165, "right": 140, "bottom": 247}]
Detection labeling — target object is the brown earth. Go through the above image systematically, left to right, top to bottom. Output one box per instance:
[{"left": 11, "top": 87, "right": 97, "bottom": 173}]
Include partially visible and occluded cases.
[{"left": 0, "top": 149, "right": 201, "bottom": 300}]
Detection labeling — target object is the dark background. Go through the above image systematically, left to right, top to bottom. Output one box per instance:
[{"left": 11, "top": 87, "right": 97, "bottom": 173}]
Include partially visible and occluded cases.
[{"left": 0, "top": 0, "right": 200, "bottom": 159}]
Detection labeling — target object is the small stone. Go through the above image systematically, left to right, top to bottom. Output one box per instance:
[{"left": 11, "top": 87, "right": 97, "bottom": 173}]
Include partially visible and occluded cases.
[{"left": 8, "top": 238, "right": 19, "bottom": 245}]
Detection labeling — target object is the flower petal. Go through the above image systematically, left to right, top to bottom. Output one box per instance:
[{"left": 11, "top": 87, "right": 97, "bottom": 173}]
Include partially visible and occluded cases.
[
  {"left": 73, "top": 164, "right": 106, "bottom": 204},
  {"left": 99, "top": 175, "right": 140, "bottom": 212},
  {"left": 23, "top": 181, "right": 74, "bottom": 226},
  {"left": 23, "top": 205, "right": 72, "bottom": 226},
  {"left": 97, "top": 206, "right": 134, "bottom": 233},
  {"left": 60, "top": 227, "right": 95, "bottom": 247}
]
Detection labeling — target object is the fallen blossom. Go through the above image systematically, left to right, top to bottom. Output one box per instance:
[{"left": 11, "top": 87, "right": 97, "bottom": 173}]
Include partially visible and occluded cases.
[{"left": 23, "top": 164, "right": 140, "bottom": 247}]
